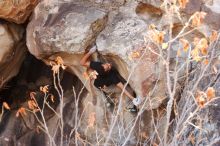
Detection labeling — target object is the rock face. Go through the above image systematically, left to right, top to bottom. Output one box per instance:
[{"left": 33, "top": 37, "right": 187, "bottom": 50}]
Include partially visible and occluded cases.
[
  {"left": 0, "top": 0, "right": 39, "bottom": 24},
  {"left": 0, "top": 0, "right": 218, "bottom": 145},
  {"left": 25, "top": 0, "right": 164, "bottom": 145},
  {"left": 27, "top": 0, "right": 167, "bottom": 110},
  {"left": 27, "top": 1, "right": 108, "bottom": 58},
  {"left": 96, "top": 1, "right": 167, "bottom": 109},
  {"left": 0, "top": 21, "right": 26, "bottom": 89},
  {"left": 181, "top": 99, "right": 220, "bottom": 146}
]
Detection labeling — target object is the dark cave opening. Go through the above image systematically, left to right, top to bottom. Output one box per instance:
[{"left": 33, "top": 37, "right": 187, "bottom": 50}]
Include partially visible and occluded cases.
[
  {"left": 0, "top": 52, "right": 88, "bottom": 145},
  {"left": 0, "top": 52, "right": 87, "bottom": 106}
]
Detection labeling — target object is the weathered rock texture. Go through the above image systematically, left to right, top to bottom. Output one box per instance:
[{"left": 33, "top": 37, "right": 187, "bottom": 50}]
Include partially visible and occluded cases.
[
  {"left": 0, "top": 0, "right": 39, "bottom": 24},
  {"left": 0, "top": 0, "right": 220, "bottom": 145},
  {"left": 24, "top": 0, "right": 220, "bottom": 145},
  {"left": 25, "top": 0, "right": 165, "bottom": 145},
  {"left": 27, "top": 0, "right": 167, "bottom": 110},
  {"left": 0, "top": 21, "right": 26, "bottom": 89}
]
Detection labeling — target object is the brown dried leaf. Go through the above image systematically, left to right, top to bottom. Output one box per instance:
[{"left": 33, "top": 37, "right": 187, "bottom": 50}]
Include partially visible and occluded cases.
[
  {"left": 178, "top": 0, "right": 189, "bottom": 9},
  {"left": 192, "top": 12, "right": 207, "bottom": 27},
  {"left": 149, "top": 24, "right": 156, "bottom": 30},
  {"left": 151, "top": 30, "right": 165, "bottom": 44},
  {"left": 209, "top": 30, "right": 218, "bottom": 42},
  {"left": 157, "top": 31, "right": 165, "bottom": 44},
  {"left": 180, "top": 38, "right": 189, "bottom": 52},
  {"left": 199, "top": 38, "right": 208, "bottom": 55},
  {"left": 200, "top": 47, "right": 208, "bottom": 55},
  {"left": 191, "top": 48, "right": 201, "bottom": 62},
  {"left": 130, "top": 51, "right": 140, "bottom": 59},
  {"left": 55, "top": 56, "right": 64, "bottom": 65},
  {"left": 203, "top": 59, "right": 209, "bottom": 65},
  {"left": 40, "top": 85, "right": 49, "bottom": 94},
  {"left": 206, "top": 87, "right": 215, "bottom": 101},
  {"left": 195, "top": 91, "right": 206, "bottom": 108},
  {"left": 198, "top": 95, "right": 205, "bottom": 108},
  {"left": 28, "top": 100, "right": 38, "bottom": 110},
  {"left": 3, "top": 102, "right": 10, "bottom": 110},
  {"left": 16, "top": 107, "right": 27, "bottom": 117}
]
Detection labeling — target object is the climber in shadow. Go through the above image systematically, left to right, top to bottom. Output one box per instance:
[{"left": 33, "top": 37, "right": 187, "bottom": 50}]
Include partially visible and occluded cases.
[{"left": 80, "top": 46, "right": 142, "bottom": 112}]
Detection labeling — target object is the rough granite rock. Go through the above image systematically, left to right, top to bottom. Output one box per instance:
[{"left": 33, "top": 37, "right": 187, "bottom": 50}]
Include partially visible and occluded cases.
[
  {"left": 0, "top": 0, "right": 39, "bottom": 24},
  {"left": 27, "top": 1, "right": 108, "bottom": 58},
  {"left": 96, "top": 1, "right": 167, "bottom": 108},
  {"left": 0, "top": 21, "right": 26, "bottom": 89}
]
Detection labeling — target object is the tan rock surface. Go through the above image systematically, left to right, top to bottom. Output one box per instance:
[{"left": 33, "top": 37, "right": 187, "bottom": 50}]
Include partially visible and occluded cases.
[
  {"left": 0, "top": 0, "right": 39, "bottom": 24},
  {"left": 0, "top": 22, "right": 26, "bottom": 89}
]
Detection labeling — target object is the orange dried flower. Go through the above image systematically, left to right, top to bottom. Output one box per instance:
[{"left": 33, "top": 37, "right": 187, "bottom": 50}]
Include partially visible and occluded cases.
[
  {"left": 178, "top": 0, "right": 189, "bottom": 9},
  {"left": 191, "top": 12, "right": 207, "bottom": 27},
  {"left": 149, "top": 24, "right": 156, "bottom": 30},
  {"left": 209, "top": 30, "right": 218, "bottom": 42},
  {"left": 155, "top": 31, "right": 165, "bottom": 44},
  {"left": 179, "top": 38, "right": 189, "bottom": 52},
  {"left": 199, "top": 38, "right": 208, "bottom": 55},
  {"left": 191, "top": 48, "right": 201, "bottom": 62},
  {"left": 130, "top": 51, "right": 140, "bottom": 59},
  {"left": 55, "top": 56, "right": 64, "bottom": 65},
  {"left": 203, "top": 59, "right": 209, "bottom": 65},
  {"left": 40, "top": 85, "right": 49, "bottom": 94},
  {"left": 206, "top": 87, "right": 215, "bottom": 101},
  {"left": 195, "top": 92, "right": 206, "bottom": 108},
  {"left": 198, "top": 96, "right": 205, "bottom": 108},
  {"left": 28, "top": 100, "right": 38, "bottom": 110},
  {"left": 3, "top": 102, "right": 10, "bottom": 110},
  {"left": 16, "top": 107, "right": 27, "bottom": 117}
]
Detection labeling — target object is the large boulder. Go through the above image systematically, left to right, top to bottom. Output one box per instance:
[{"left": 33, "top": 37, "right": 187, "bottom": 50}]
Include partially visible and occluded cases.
[
  {"left": 0, "top": 0, "right": 39, "bottom": 24},
  {"left": 27, "top": 1, "right": 108, "bottom": 58},
  {"left": 96, "top": 1, "right": 167, "bottom": 108},
  {"left": 0, "top": 22, "right": 26, "bottom": 89}
]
